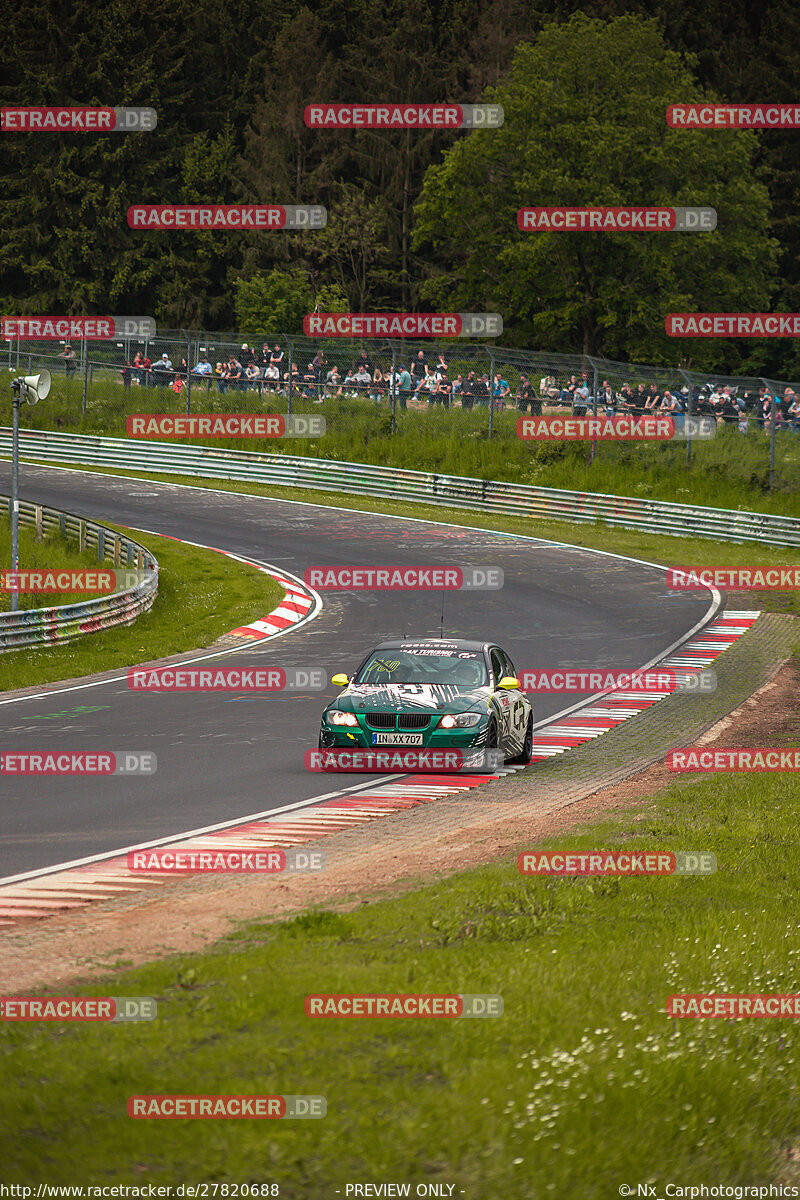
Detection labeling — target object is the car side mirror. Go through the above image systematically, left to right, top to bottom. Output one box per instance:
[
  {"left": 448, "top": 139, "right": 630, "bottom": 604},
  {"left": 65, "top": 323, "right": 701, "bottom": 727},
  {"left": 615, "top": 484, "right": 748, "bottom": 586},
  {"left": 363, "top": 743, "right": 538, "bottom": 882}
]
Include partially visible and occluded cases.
[
  {"left": 331, "top": 673, "right": 350, "bottom": 687},
  {"left": 498, "top": 676, "right": 520, "bottom": 690}
]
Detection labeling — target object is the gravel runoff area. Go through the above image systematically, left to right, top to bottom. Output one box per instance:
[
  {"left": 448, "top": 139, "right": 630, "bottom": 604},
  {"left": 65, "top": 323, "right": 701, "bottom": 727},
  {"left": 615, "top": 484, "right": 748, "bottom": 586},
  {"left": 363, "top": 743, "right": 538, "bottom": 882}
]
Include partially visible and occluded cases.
[{"left": 1, "top": 608, "right": 797, "bottom": 993}]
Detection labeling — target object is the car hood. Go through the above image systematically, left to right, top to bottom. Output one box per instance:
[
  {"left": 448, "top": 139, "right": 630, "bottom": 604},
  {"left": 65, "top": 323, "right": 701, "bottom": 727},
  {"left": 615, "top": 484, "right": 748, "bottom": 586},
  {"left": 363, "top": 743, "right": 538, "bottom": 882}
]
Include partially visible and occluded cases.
[{"left": 332, "top": 683, "right": 488, "bottom": 715}]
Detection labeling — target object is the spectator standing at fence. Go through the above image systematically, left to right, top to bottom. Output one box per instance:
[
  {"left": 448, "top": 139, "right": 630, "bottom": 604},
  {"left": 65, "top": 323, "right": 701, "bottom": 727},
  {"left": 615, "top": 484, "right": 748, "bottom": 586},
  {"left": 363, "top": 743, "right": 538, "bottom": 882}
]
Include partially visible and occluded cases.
[
  {"left": 257, "top": 343, "right": 271, "bottom": 371},
  {"left": 59, "top": 344, "right": 77, "bottom": 376},
  {"left": 239, "top": 344, "right": 254, "bottom": 368},
  {"left": 270, "top": 344, "right": 284, "bottom": 374},
  {"left": 355, "top": 348, "right": 372, "bottom": 381},
  {"left": 312, "top": 349, "right": 325, "bottom": 399},
  {"left": 410, "top": 350, "right": 427, "bottom": 389},
  {"left": 132, "top": 351, "right": 143, "bottom": 385},
  {"left": 140, "top": 353, "right": 152, "bottom": 388},
  {"left": 152, "top": 353, "right": 173, "bottom": 387},
  {"left": 193, "top": 354, "right": 212, "bottom": 377},
  {"left": 227, "top": 355, "right": 243, "bottom": 391},
  {"left": 120, "top": 360, "right": 132, "bottom": 389},
  {"left": 246, "top": 361, "right": 262, "bottom": 391},
  {"left": 261, "top": 361, "right": 278, "bottom": 392},
  {"left": 214, "top": 362, "right": 225, "bottom": 393},
  {"left": 282, "top": 362, "right": 300, "bottom": 396},
  {"left": 353, "top": 362, "right": 372, "bottom": 397},
  {"left": 299, "top": 363, "right": 314, "bottom": 396},
  {"left": 325, "top": 364, "right": 342, "bottom": 397},
  {"left": 396, "top": 364, "right": 412, "bottom": 410},
  {"left": 419, "top": 365, "right": 435, "bottom": 405},
  {"left": 341, "top": 366, "right": 357, "bottom": 395},
  {"left": 369, "top": 367, "right": 384, "bottom": 405},
  {"left": 460, "top": 371, "right": 475, "bottom": 411},
  {"left": 437, "top": 372, "right": 452, "bottom": 409},
  {"left": 492, "top": 372, "right": 510, "bottom": 411},
  {"left": 473, "top": 374, "right": 489, "bottom": 406},
  {"left": 516, "top": 374, "right": 537, "bottom": 413},
  {"left": 560, "top": 374, "right": 577, "bottom": 404},
  {"left": 539, "top": 375, "right": 559, "bottom": 405},
  {"left": 572, "top": 378, "right": 590, "bottom": 417},
  {"left": 599, "top": 380, "right": 616, "bottom": 416},
  {"left": 618, "top": 383, "right": 634, "bottom": 412},
  {"left": 630, "top": 383, "right": 647, "bottom": 413},
  {"left": 644, "top": 387, "right": 661, "bottom": 414},
  {"left": 663, "top": 389, "right": 684, "bottom": 432},
  {"left": 760, "top": 391, "right": 774, "bottom": 430},
  {"left": 720, "top": 392, "right": 739, "bottom": 425},
  {"left": 787, "top": 393, "right": 800, "bottom": 432}
]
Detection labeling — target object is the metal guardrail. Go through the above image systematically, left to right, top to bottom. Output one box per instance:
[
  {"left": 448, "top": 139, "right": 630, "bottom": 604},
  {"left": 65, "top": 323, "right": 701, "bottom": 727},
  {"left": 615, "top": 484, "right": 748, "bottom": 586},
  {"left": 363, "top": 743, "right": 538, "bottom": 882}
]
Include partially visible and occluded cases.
[
  {"left": 1, "top": 426, "right": 798, "bottom": 547},
  {"left": 0, "top": 491, "right": 158, "bottom": 652}
]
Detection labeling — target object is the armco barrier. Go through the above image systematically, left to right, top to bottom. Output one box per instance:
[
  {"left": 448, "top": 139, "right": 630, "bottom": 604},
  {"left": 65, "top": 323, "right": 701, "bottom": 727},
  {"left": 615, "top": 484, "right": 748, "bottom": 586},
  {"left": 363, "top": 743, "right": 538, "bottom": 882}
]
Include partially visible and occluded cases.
[
  {"left": 0, "top": 426, "right": 798, "bottom": 547},
  {"left": 0, "top": 494, "right": 158, "bottom": 651}
]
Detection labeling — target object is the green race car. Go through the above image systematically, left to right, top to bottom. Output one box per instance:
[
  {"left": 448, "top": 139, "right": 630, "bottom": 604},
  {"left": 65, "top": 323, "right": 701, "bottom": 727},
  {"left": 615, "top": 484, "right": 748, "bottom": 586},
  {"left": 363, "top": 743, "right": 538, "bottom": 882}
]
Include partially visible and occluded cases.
[{"left": 319, "top": 638, "right": 534, "bottom": 765}]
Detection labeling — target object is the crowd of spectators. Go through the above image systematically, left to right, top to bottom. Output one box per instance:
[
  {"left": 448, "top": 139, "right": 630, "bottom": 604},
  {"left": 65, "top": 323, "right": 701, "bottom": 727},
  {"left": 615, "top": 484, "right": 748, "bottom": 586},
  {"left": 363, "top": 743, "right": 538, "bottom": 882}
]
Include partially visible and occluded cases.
[{"left": 107, "top": 341, "right": 800, "bottom": 432}]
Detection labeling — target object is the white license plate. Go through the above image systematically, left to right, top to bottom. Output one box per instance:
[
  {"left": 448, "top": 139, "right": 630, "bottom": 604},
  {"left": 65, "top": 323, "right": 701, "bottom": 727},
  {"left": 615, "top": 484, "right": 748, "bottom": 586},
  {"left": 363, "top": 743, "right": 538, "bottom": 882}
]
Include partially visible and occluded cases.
[{"left": 371, "top": 732, "right": 424, "bottom": 746}]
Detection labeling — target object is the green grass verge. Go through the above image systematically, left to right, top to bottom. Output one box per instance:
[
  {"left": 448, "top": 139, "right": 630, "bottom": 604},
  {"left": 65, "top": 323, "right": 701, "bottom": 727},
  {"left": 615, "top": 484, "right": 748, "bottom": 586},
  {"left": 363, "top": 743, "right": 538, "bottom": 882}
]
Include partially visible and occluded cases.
[
  {"left": 7, "top": 372, "right": 800, "bottom": 514},
  {"left": 17, "top": 462, "right": 800, "bottom": 619},
  {"left": 0, "top": 522, "right": 118, "bottom": 612},
  {"left": 0, "top": 523, "right": 284, "bottom": 692},
  {"left": 3, "top": 756, "right": 800, "bottom": 1191}
]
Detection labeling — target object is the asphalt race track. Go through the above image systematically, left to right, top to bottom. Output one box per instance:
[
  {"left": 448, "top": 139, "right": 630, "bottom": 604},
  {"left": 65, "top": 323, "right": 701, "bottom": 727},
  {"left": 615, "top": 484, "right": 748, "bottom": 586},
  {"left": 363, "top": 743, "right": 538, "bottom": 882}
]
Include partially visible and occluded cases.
[{"left": 0, "top": 463, "right": 715, "bottom": 878}]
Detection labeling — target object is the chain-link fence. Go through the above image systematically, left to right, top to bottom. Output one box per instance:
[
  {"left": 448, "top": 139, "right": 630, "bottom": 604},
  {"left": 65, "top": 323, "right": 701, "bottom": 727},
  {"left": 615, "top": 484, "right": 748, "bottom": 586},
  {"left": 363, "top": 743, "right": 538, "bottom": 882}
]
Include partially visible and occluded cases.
[{"left": 2, "top": 327, "right": 798, "bottom": 486}]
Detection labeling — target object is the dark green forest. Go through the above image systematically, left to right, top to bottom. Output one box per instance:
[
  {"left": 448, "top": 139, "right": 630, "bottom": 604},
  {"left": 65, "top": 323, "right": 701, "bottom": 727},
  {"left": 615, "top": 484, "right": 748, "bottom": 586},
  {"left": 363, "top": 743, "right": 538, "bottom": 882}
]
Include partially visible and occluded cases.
[{"left": 2, "top": 0, "right": 799, "bottom": 374}]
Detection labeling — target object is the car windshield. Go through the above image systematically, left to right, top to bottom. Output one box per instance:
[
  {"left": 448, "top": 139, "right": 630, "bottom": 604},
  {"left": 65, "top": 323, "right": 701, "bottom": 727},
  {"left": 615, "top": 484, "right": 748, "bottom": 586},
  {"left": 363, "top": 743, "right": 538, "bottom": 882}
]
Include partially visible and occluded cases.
[{"left": 355, "top": 650, "right": 488, "bottom": 688}]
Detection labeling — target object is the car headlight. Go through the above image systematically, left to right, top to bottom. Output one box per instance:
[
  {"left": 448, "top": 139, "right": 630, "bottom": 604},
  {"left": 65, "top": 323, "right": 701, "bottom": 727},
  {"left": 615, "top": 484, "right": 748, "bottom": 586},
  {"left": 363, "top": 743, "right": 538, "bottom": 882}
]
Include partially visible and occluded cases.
[
  {"left": 327, "top": 709, "right": 359, "bottom": 727},
  {"left": 438, "top": 713, "right": 482, "bottom": 729}
]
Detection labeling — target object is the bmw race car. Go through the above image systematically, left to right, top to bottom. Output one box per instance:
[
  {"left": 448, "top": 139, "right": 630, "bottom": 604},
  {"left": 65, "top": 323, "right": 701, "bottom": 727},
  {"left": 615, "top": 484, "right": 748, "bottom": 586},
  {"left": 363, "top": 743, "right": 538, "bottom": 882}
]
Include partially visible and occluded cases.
[{"left": 319, "top": 638, "right": 534, "bottom": 765}]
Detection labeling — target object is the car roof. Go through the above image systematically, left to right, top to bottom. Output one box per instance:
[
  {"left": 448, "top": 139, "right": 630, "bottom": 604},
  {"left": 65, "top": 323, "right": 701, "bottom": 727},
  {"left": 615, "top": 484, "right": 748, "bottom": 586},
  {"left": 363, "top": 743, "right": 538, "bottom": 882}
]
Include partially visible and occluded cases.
[{"left": 372, "top": 638, "right": 491, "bottom": 653}]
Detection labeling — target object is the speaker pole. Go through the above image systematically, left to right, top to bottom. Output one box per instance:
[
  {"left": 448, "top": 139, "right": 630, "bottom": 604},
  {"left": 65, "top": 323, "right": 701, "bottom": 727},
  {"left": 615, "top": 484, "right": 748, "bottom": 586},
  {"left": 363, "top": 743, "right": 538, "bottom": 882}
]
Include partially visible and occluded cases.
[{"left": 9, "top": 380, "right": 22, "bottom": 612}]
